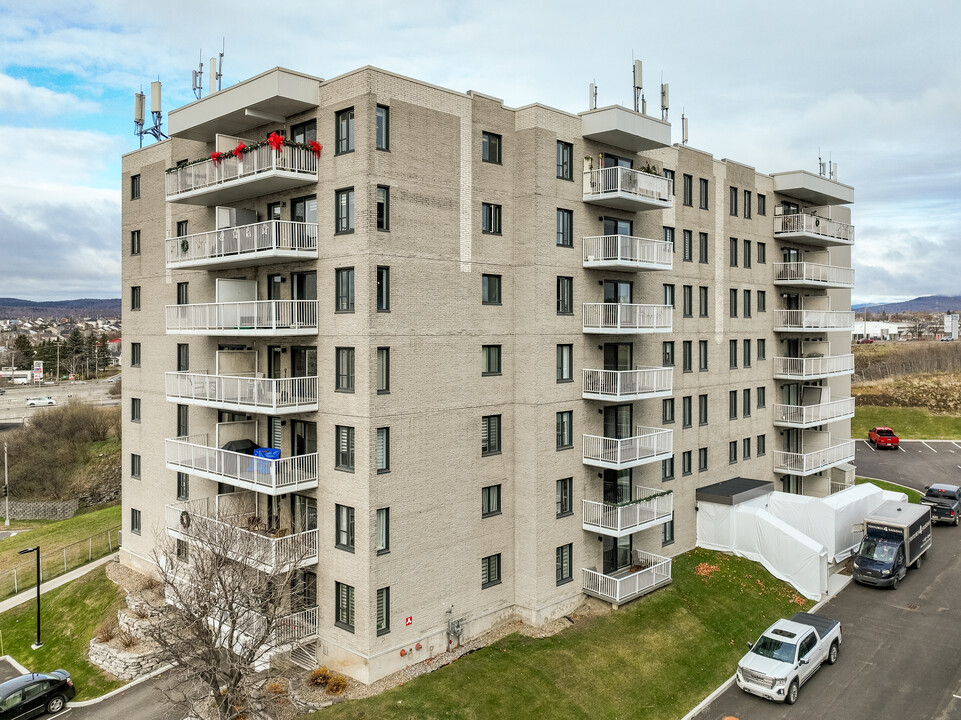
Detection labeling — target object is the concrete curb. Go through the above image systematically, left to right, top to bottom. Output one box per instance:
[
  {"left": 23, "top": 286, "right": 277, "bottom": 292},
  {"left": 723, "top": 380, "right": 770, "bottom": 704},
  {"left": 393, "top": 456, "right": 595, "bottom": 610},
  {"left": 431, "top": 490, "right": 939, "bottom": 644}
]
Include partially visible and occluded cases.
[
  {"left": 0, "top": 553, "right": 119, "bottom": 615},
  {"left": 0, "top": 655, "right": 29, "bottom": 674},
  {"left": 68, "top": 663, "right": 174, "bottom": 707}
]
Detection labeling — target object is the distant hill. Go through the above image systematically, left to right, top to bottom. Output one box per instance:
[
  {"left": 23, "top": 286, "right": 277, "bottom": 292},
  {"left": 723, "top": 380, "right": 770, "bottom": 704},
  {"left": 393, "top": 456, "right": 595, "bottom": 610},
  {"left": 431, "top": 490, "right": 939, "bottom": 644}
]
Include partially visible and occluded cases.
[
  {"left": 855, "top": 295, "right": 961, "bottom": 314},
  {"left": 0, "top": 298, "right": 121, "bottom": 319}
]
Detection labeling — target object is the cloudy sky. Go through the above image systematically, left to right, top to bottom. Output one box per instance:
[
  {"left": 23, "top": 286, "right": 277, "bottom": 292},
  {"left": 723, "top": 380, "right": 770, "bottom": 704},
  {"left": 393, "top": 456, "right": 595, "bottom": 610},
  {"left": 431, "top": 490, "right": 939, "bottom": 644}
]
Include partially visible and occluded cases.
[{"left": 0, "top": 0, "right": 958, "bottom": 303}]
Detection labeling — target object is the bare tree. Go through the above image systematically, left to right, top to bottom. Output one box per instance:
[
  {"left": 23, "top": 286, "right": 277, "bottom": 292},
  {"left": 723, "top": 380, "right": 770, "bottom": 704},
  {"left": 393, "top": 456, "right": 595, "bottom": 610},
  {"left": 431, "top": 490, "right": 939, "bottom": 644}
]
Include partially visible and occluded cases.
[{"left": 144, "top": 502, "right": 317, "bottom": 720}]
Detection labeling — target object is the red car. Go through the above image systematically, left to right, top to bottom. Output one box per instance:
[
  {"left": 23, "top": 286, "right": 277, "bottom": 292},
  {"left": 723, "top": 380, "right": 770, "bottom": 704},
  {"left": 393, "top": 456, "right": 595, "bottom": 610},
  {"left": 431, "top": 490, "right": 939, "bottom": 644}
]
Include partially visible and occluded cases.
[{"left": 868, "top": 427, "right": 899, "bottom": 449}]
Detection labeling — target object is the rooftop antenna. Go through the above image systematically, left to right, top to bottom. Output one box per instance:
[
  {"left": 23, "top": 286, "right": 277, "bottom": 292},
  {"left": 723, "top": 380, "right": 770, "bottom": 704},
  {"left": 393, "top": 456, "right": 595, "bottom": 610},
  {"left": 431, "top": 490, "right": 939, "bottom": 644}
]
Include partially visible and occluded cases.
[
  {"left": 211, "top": 38, "right": 225, "bottom": 93},
  {"left": 192, "top": 52, "right": 204, "bottom": 100},
  {"left": 633, "top": 58, "right": 643, "bottom": 114},
  {"left": 134, "top": 80, "right": 168, "bottom": 148},
  {"left": 660, "top": 80, "right": 669, "bottom": 122},
  {"left": 588, "top": 81, "right": 597, "bottom": 110},
  {"left": 682, "top": 110, "right": 689, "bottom": 144},
  {"left": 818, "top": 149, "right": 826, "bottom": 177}
]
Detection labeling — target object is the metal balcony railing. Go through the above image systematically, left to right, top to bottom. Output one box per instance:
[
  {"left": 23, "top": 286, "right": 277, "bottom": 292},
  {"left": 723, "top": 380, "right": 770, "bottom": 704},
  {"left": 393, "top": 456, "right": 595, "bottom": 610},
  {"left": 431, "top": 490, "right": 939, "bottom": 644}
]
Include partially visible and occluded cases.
[
  {"left": 582, "top": 167, "right": 672, "bottom": 208},
  {"left": 774, "top": 213, "right": 854, "bottom": 245},
  {"left": 166, "top": 220, "right": 318, "bottom": 268},
  {"left": 582, "top": 235, "right": 673, "bottom": 270},
  {"left": 773, "top": 262, "right": 855, "bottom": 288},
  {"left": 166, "top": 300, "right": 318, "bottom": 335},
  {"left": 583, "top": 304, "right": 672, "bottom": 334},
  {"left": 773, "top": 309, "right": 855, "bottom": 331},
  {"left": 773, "top": 354, "right": 855, "bottom": 379},
  {"left": 582, "top": 367, "right": 672, "bottom": 401},
  {"left": 165, "top": 372, "right": 319, "bottom": 414},
  {"left": 773, "top": 398, "right": 856, "bottom": 427},
  {"left": 582, "top": 426, "right": 673, "bottom": 469},
  {"left": 773, "top": 440, "right": 856, "bottom": 476},
  {"left": 581, "top": 487, "right": 673, "bottom": 537},
  {"left": 582, "top": 551, "right": 672, "bottom": 605}
]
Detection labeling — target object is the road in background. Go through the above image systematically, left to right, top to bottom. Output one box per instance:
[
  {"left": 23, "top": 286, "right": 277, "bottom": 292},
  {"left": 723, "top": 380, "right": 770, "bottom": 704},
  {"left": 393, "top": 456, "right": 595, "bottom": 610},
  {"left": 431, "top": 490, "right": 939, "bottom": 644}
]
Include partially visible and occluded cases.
[{"left": 0, "top": 380, "right": 119, "bottom": 430}]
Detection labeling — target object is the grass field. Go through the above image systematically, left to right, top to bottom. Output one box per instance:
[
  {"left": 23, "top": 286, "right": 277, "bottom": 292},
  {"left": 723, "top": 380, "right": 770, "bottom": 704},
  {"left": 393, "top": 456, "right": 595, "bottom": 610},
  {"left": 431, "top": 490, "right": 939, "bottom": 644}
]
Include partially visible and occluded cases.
[
  {"left": 852, "top": 405, "right": 961, "bottom": 440},
  {"left": 855, "top": 477, "right": 923, "bottom": 504},
  {"left": 310, "top": 548, "right": 811, "bottom": 720},
  {"left": 0, "top": 564, "right": 126, "bottom": 700}
]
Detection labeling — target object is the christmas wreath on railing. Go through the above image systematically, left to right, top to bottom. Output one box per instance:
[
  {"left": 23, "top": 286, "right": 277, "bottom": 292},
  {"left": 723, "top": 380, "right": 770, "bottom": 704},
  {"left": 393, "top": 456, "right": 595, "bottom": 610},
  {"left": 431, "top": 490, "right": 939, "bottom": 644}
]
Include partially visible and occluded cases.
[
  {"left": 167, "top": 133, "right": 324, "bottom": 173},
  {"left": 180, "top": 510, "right": 192, "bottom": 528}
]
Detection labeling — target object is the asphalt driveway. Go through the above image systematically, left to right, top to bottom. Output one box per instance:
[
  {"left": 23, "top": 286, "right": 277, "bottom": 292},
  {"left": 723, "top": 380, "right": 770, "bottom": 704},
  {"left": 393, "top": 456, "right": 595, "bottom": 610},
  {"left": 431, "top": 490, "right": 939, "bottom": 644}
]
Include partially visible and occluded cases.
[{"left": 855, "top": 439, "right": 961, "bottom": 492}]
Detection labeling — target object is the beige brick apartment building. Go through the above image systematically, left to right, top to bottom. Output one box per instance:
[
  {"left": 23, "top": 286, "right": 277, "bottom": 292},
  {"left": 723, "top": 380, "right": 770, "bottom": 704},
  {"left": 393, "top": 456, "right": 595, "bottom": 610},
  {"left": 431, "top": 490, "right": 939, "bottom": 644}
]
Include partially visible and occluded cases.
[{"left": 120, "top": 66, "right": 855, "bottom": 683}]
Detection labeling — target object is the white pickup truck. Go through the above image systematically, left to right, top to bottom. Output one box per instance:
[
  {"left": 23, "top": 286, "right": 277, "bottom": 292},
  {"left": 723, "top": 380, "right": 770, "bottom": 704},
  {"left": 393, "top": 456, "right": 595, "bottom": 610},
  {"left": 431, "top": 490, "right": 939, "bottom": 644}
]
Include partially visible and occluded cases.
[{"left": 735, "top": 612, "right": 842, "bottom": 704}]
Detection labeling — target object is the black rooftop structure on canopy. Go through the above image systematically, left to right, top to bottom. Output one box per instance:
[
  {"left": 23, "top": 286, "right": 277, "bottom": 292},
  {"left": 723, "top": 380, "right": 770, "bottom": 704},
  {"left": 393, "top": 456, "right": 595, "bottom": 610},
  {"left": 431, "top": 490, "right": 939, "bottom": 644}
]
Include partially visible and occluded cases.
[{"left": 696, "top": 477, "right": 774, "bottom": 506}]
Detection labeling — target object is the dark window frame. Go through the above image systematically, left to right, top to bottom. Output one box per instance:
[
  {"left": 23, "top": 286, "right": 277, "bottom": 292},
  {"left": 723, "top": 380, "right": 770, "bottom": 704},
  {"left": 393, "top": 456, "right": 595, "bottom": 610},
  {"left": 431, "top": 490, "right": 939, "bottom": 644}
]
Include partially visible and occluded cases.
[{"left": 335, "top": 108, "right": 355, "bottom": 155}]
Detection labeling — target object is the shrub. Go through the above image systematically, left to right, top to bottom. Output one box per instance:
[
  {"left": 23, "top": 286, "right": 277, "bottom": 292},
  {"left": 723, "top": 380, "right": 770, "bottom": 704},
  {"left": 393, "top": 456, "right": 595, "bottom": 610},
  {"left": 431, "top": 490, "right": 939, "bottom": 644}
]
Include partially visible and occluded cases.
[
  {"left": 141, "top": 575, "right": 162, "bottom": 592},
  {"left": 96, "top": 620, "right": 118, "bottom": 643},
  {"left": 117, "top": 630, "right": 138, "bottom": 649},
  {"left": 309, "top": 667, "right": 331, "bottom": 687},
  {"left": 326, "top": 674, "right": 347, "bottom": 695},
  {"left": 266, "top": 681, "right": 286, "bottom": 695}
]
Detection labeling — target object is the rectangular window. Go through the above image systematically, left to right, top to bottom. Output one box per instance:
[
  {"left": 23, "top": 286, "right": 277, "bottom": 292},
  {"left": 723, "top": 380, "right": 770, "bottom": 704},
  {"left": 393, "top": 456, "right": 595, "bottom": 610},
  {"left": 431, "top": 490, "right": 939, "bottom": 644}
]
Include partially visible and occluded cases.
[
  {"left": 376, "top": 105, "right": 389, "bottom": 151},
  {"left": 335, "top": 108, "right": 355, "bottom": 154},
  {"left": 482, "top": 131, "right": 502, "bottom": 164},
  {"left": 556, "top": 141, "right": 573, "bottom": 180},
  {"left": 663, "top": 168, "right": 675, "bottom": 195},
  {"left": 130, "top": 174, "right": 140, "bottom": 200},
  {"left": 682, "top": 174, "right": 693, "bottom": 206},
  {"left": 699, "top": 178, "right": 709, "bottom": 209},
  {"left": 376, "top": 186, "right": 390, "bottom": 231},
  {"left": 729, "top": 186, "right": 738, "bottom": 216},
  {"left": 335, "top": 188, "right": 355, "bottom": 233},
  {"left": 744, "top": 190, "right": 752, "bottom": 219},
  {"left": 758, "top": 194, "right": 767, "bottom": 216},
  {"left": 482, "top": 203, "right": 502, "bottom": 234},
  {"left": 556, "top": 209, "right": 573, "bottom": 247},
  {"left": 177, "top": 221, "right": 188, "bottom": 239},
  {"left": 663, "top": 226, "right": 675, "bottom": 250},
  {"left": 130, "top": 229, "right": 141, "bottom": 255},
  {"left": 682, "top": 230, "right": 693, "bottom": 262},
  {"left": 699, "top": 232, "right": 708, "bottom": 263},
  {"left": 729, "top": 237, "right": 738, "bottom": 267},
  {"left": 743, "top": 240, "right": 752, "bottom": 268},
  {"left": 757, "top": 242, "right": 766, "bottom": 264},
  {"left": 377, "top": 266, "right": 390, "bottom": 311},
  {"left": 335, "top": 267, "right": 355, "bottom": 311},
  {"left": 482, "top": 274, "right": 502, "bottom": 305},
  {"left": 556, "top": 276, "right": 573, "bottom": 314},
  {"left": 176, "top": 281, "right": 189, "bottom": 306},
  {"left": 663, "top": 283, "right": 676, "bottom": 308},
  {"left": 682, "top": 285, "right": 693, "bottom": 317},
  {"left": 130, "top": 286, "right": 141, "bottom": 311},
  {"left": 698, "top": 287, "right": 709, "bottom": 318},
  {"left": 729, "top": 289, "right": 738, "bottom": 318},
  {"left": 744, "top": 289, "right": 752, "bottom": 318},
  {"left": 757, "top": 291, "right": 766, "bottom": 313},
  {"left": 757, "top": 338, "right": 766, "bottom": 361},
  {"left": 698, "top": 339, "right": 708, "bottom": 371},
  {"left": 729, "top": 339, "right": 738, "bottom": 368},
  {"left": 743, "top": 339, "right": 752, "bottom": 368},
  {"left": 682, "top": 340, "right": 693, "bottom": 373},
  {"left": 663, "top": 341, "right": 675, "bottom": 367},
  {"left": 130, "top": 342, "right": 141, "bottom": 367},
  {"left": 177, "top": 343, "right": 189, "bottom": 372},
  {"left": 556, "top": 344, "right": 573, "bottom": 382},
  {"left": 482, "top": 345, "right": 502, "bottom": 375},
  {"left": 335, "top": 347, "right": 355, "bottom": 391},
  {"left": 377, "top": 347, "right": 390, "bottom": 393},
  {"left": 757, "top": 386, "right": 766, "bottom": 408},
  {"left": 743, "top": 388, "right": 752, "bottom": 417},
  {"left": 729, "top": 390, "right": 738, "bottom": 419},
  {"left": 699, "top": 394, "right": 708, "bottom": 425},
  {"left": 682, "top": 396, "right": 692, "bottom": 428},
  {"left": 130, "top": 397, "right": 141, "bottom": 422},
  {"left": 662, "top": 398, "right": 675, "bottom": 424},
  {"left": 177, "top": 404, "right": 188, "bottom": 437},
  {"left": 556, "top": 411, "right": 573, "bottom": 449},
  {"left": 482, "top": 415, "right": 501, "bottom": 455},
  {"left": 335, "top": 426, "right": 355, "bottom": 471},
  {"left": 376, "top": 427, "right": 390, "bottom": 473},
  {"left": 757, "top": 434, "right": 766, "bottom": 456},
  {"left": 743, "top": 437, "right": 752, "bottom": 459},
  {"left": 729, "top": 440, "right": 738, "bottom": 464},
  {"left": 699, "top": 447, "right": 708, "bottom": 472},
  {"left": 682, "top": 451, "right": 692, "bottom": 476},
  {"left": 131, "top": 453, "right": 141, "bottom": 479},
  {"left": 662, "top": 456, "right": 675, "bottom": 481},
  {"left": 177, "top": 472, "right": 189, "bottom": 501},
  {"left": 556, "top": 477, "right": 573, "bottom": 517},
  {"left": 482, "top": 485, "right": 502, "bottom": 517},
  {"left": 335, "top": 504, "right": 355, "bottom": 551},
  {"left": 130, "top": 508, "right": 141, "bottom": 535},
  {"left": 376, "top": 508, "right": 390, "bottom": 554},
  {"left": 662, "top": 515, "right": 675, "bottom": 546},
  {"left": 556, "top": 544, "right": 573, "bottom": 586},
  {"left": 481, "top": 554, "right": 502, "bottom": 588},
  {"left": 335, "top": 582, "right": 355, "bottom": 632},
  {"left": 376, "top": 587, "right": 390, "bottom": 635}
]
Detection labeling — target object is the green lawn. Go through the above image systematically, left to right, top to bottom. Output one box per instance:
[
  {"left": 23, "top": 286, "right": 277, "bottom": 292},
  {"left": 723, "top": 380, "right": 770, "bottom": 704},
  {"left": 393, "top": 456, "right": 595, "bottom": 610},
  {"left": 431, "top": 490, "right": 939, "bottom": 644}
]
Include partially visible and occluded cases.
[
  {"left": 853, "top": 406, "right": 961, "bottom": 440},
  {"left": 855, "top": 477, "right": 923, "bottom": 504},
  {"left": 308, "top": 548, "right": 811, "bottom": 720},
  {"left": 0, "top": 564, "right": 126, "bottom": 700}
]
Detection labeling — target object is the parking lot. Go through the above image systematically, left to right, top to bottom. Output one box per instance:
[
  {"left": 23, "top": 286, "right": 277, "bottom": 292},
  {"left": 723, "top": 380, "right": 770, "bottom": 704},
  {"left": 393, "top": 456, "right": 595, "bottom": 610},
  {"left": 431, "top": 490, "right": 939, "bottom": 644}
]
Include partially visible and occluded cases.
[{"left": 855, "top": 439, "right": 961, "bottom": 492}]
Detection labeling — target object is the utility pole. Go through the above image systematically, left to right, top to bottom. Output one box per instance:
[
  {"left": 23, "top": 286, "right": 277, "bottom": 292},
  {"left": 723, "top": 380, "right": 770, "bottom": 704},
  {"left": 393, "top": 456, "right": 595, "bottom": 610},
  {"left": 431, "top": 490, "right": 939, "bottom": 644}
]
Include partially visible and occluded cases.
[{"left": 3, "top": 442, "right": 8, "bottom": 527}]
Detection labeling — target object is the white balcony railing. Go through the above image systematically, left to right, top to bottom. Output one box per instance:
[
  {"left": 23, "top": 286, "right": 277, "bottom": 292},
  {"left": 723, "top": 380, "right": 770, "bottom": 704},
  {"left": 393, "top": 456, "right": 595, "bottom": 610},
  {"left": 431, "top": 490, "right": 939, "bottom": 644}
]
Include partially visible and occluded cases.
[
  {"left": 166, "top": 144, "right": 318, "bottom": 201},
  {"left": 582, "top": 167, "right": 672, "bottom": 209},
  {"left": 774, "top": 213, "right": 854, "bottom": 245},
  {"left": 166, "top": 220, "right": 318, "bottom": 269},
  {"left": 582, "top": 235, "right": 673, "bottom": 270},
  {"left": 773, "top": 262, "right": 855, "bottom": 288},
  {"left": 166, "top": 300, "right": 318, "bottom": 335},
  {"left": 583, "top": 303, "right": 672, "bottom": 334},
  {"left": 773, "top": 309, "right": 855, "bottom": 331},
  {"left": 773, "top": 354, "right": 855, "bottom": 379},
  {"left": 582, "top": 366, "right": 672, "bottom": 401},
  {"left": 165, "top": 372, "right": 319, "bottom": 414},
  {"left": 773, "top": 398, "right": 856, "bottom": 428},
  {"left": 583, "top": 426, "right": 673, "bottom": 469},
  {"left": 165, "top": 434, "right": 318, "bottom": 494},
  {"left": 773, "top": 440, "right": 856, "bottom": 477},
  {"left": 831, "top": 481, "right": 855, "bottom": 495},
  {"left": 582, "top": 487, "right": 673, "bottom": 537},
  {"left": 165, "top": 499, "right": 318, "bottom": 572},
  {"left": 582, "top": 551, "right": 672, "bottom": 605},
  {"left": 272, "top": 606, "right": 319, "bottom": 646}
]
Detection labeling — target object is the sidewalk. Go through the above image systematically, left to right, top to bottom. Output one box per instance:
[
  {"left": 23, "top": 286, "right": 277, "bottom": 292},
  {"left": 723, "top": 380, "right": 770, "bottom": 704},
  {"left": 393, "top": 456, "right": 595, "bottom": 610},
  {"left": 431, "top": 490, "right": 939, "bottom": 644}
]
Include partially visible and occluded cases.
[{"left": 0, "top": 552, "right": 118, "bottom": 614}]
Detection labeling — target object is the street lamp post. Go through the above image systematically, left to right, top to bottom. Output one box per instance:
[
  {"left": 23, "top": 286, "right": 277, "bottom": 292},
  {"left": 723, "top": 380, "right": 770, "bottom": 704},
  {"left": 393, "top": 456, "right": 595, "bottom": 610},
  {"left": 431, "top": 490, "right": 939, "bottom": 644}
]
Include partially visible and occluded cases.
[
  {"left": 3, "top": 442, "right": 8, "bottom": 528},
  {"left": 18, "top": 546, "right": 42, "bottom": 649}
]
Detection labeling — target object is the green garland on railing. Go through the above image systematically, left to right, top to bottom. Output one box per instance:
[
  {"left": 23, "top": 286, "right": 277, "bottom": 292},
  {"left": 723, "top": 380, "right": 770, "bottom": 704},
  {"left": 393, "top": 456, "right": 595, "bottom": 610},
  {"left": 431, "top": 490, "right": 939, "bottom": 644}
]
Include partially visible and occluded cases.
[
  {"left": 165, "top": 136, "right": 322, "bottom": 174},
  {"left": 604, "top": 489, "right": 673, "bottom": 508}
]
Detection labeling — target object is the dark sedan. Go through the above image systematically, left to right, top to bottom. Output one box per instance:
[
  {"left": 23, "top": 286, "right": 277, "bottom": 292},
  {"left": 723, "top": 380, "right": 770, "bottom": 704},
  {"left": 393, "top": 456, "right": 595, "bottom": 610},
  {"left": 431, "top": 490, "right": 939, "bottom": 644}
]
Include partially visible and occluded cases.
[{"left": 0, "top": 670, "right": 75, "bottom": 718}]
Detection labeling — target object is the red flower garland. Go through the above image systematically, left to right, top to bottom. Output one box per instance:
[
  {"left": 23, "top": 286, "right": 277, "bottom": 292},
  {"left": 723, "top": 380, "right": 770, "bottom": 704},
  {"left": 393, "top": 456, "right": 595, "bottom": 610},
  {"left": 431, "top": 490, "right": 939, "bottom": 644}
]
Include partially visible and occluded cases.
[
  {"left": 267, "top": 132, "right": 284, "bottom": 152},
  {"left": 307, "top": 141, "right": 323, "bottom": 158},
  {"left": 233, "top": 142, "right": 247, "bottom": 157},
  {"left": 210, "top": 151, "right": 224, "bottom": 166}
]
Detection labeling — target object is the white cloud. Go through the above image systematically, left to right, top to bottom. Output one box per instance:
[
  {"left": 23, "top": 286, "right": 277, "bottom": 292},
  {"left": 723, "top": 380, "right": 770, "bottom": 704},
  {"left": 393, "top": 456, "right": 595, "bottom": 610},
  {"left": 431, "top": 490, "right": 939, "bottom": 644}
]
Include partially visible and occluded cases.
[{"left": 0, "top": 74, "right": 99, "bottom": 116}]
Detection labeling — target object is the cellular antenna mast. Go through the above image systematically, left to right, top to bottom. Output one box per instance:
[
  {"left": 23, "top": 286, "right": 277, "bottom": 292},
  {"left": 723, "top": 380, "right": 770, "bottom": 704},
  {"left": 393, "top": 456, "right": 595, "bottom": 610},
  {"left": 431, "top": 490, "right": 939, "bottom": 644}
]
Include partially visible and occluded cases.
[
  {"left": 192, "top": 53, "right": 204, "bottom": 100},
  {"left": 633, "top": 59, "right": 645, "bottom": 114},
  {"left": 134, "top": 80, "right": 168, "bottom": 148}
]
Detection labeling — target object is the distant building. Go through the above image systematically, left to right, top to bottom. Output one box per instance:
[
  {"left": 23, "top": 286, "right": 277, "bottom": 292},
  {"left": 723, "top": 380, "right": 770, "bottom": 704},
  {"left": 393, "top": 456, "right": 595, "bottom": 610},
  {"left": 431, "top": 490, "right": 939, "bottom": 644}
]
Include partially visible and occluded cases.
[{"left": 944, "top": 314, "right": 959, "bottom": 340}]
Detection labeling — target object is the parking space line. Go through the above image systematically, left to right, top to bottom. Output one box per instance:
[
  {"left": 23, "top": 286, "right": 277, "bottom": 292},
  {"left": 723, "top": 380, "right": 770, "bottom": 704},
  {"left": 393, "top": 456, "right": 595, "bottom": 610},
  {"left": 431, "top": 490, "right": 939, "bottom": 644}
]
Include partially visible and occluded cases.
[
  {"left": 863, "top": 440, "right": 875, "bottom": 452},
  {"left": 922, "top": 442, "right": 938, "bottom": 453},
  {"left": 953, "top": 442, "right": 961, "bottom": 450},
  {"left": 900, "top": 445, "right": 906, "bottom": 452}
]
